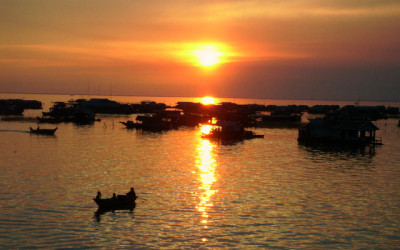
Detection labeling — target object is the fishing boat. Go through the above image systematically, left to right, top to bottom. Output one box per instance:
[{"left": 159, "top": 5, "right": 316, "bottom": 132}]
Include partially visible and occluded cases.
[
  {"left": 120, "top": 120, "right": 140, "bottom": 129},
  {"left": 29, "top": 126, "right": 58, "bottom": 135},
  {"left": 94, "top": 192, "right": 137, "bottom": 210}
]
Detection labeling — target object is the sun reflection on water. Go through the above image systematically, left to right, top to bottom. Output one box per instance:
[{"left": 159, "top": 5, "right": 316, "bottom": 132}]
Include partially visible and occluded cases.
[
  {"left": 200, "top": 124, "right": 212, "bottom": 135},
  {"left": 195, "top": 131, "right": 218, "bottom": 228}
]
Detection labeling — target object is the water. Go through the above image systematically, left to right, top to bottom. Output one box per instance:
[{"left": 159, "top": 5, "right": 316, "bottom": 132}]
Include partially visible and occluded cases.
[{"left": 1, "top": 94, "right": 400, "bottom": 248}]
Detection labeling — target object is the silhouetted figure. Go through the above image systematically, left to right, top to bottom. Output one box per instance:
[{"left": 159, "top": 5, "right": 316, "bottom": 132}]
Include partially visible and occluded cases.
[
  {"left": 127, "top": 187, "right": 136, "bottom": 198},
  {"left": 96, "top": 191, "right": 102, "bottom": 200},
  {"left": 112, "top": 193, "right": 117, "bottom": 199}
]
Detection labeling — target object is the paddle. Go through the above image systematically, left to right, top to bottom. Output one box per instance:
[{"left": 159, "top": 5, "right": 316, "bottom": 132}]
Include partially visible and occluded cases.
[{"left": 136, "top": 196, "right": 147, "bottom": 201}]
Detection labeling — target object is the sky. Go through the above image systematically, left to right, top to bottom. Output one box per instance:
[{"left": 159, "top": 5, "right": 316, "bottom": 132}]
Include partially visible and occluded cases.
[{"left": 0, "top": 0, "right": 400, "bottom": 101}]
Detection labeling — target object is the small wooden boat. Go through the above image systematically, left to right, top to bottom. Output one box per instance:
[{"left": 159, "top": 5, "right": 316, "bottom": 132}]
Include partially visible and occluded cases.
[
  {"left": 120, "top": 120, "right": 140, "bottom": 129},
  {"left": 29, "top": 126, "right": 58, "bottom": 135},
  {"left": 244, "top": 130, "right": 264, "bottom": 139},
  {"left": 94, "top": 194, "right": 137, "bottom": 210}
]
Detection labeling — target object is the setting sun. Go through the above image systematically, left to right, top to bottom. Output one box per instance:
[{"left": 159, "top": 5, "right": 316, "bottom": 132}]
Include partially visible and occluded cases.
[
  {"left": 176, "top": 42, "right": 235, "bottom": 68},
  {"left": 195, "top": 49, "right": 221, "bottom": 67},
  {"left": 201, "top": 96, "right": 215, "bottom": 105}
]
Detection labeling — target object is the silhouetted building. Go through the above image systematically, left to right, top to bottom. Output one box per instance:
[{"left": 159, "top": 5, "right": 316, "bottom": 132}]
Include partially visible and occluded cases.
[{"left": 298, "top": 118, "right": 381, "bottom": 145}]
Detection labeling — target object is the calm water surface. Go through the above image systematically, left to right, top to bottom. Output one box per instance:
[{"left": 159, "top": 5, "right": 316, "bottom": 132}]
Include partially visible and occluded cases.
[{"left": 1, "top": 94, "right": 400, "bottom": 248}]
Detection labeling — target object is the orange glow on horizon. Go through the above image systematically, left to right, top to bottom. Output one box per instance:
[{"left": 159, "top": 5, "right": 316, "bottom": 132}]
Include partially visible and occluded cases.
[
  {"left": 1, "top": 1, "right": 398, "bottom": 101},
  {"left": 173, "top": 43, "right": 235, "bottom": 68},
  {"left": 191, "top": 44, "right": 225, "bottom": 68},
  {"left": 201, "top": 96, "right": 215, "bottom": 105}
]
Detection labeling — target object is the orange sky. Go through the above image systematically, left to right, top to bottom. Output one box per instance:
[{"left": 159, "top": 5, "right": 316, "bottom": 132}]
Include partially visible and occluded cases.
[{"left": 1, "top": 0, "right": 400, "bottom": 101}]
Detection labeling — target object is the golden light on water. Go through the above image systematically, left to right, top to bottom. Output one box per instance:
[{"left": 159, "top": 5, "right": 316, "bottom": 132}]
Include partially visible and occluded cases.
[
  {"left": 200, "top": 124, "right": 213, "bottom": 135},
  {"left": 195, "top": 135, "right": 218, "bottom": 227}
]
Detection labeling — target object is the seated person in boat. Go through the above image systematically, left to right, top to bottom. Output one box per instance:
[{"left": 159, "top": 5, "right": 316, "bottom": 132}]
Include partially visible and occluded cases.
[{"left": 127, "top": 187, "right": 136, "bottom": 198}]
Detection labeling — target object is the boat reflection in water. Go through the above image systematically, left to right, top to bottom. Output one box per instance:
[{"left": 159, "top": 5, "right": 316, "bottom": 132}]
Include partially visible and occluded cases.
[
  {"left": 196, "top": 125, "right": 218, "bottom": 229},
  {"left": 299, "top": 141, "right": 378, "bottom": 157},
  {"left": 94, "top": 203, "right": 136, "bottom": 222}
]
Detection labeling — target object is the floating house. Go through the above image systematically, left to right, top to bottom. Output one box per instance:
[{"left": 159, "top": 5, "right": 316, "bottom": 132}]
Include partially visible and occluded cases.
[
  {"left": 82, "top": 98, "right": 133, "bottom": 114},
  {"left": 0, "top": 99, "right": 42, "bottom": 115},
  {"left": 38, "top": 100, "right": 97, "bottom": 124},
  {"left": 131, "top": 101, "right": 167, "bottom": 113},
  {"left": 134, "top": 114, "right": 175, "bottom": 131},
  {"left": 298, "top": 118, "right": 381, "bottom": 145}
]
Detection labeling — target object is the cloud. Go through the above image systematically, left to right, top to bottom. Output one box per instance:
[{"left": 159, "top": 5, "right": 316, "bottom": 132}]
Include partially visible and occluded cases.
[{"left": 1, "top": 0, "right": 399, "bottom": 100}]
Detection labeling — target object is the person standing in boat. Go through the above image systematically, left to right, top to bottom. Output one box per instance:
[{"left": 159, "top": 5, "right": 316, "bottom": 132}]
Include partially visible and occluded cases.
[
  {"left": 127, "top": 187, "right": 136, "bottom": 199},
  {"left": 96, "top": 191, "right": 102, "bottom": 200}
]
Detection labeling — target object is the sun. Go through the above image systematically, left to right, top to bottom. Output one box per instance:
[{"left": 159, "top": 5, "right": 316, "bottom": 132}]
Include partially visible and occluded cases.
[
  {"left": 177, "top": 42, "right": 233, "bottom": 68},
  {"left": 195, "top": 49, "right": 221, "bottom": 67},
  {"left": 201, "top": 96, "right": 215, "bottom": 105}
]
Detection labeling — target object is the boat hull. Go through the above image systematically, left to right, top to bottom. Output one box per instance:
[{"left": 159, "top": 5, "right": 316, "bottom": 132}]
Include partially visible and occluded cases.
[
  {"left": 120, "top": 121, "right": 141, "bottom": 129},
  {"left": 30, "top": 127, "right": 57, "bottom": 135},
  {"left": 94, "top": 195, "right": 137, "bottom": 210}
]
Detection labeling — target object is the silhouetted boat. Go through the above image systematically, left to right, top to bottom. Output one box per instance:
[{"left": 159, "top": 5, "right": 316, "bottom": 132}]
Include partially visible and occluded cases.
[
  {"left": 136, "top": 115, "right": 174, "bottom": 131},
  {"left": 120, "top": 120, "right": 140, "bottom": 129},
  {"left": 202, "top": 120, "right": 264, "bottom": 140},
  {"left": 29, "top": 126, "right": 57, "bottom": 135},
  {"left": 244, "top": 130, "right": 265, "bottom": 139},
  {"left": 93, "top": 194, "right": 137, "bottom": 210}
]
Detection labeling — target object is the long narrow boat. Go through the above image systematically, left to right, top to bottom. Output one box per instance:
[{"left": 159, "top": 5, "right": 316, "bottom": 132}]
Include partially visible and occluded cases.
[
  {"left": 120, "top": 120, "right": 141, "bottom": 129},
  {"left": 29, "top": 126, "right": 58, "bottom": 135},
  {"left": 93, "top": 194, "right": 137, "bottom": 210}
]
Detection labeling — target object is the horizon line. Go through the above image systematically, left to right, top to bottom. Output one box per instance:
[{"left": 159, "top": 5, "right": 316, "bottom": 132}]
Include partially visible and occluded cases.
[{"left": 0, "top": 91, "right": 399, "bottom": 104}]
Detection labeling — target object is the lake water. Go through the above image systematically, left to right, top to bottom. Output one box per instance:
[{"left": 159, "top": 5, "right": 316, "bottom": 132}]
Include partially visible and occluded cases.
[{"left": 1, "top": 93, "right": 400, "bottom": 248}]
